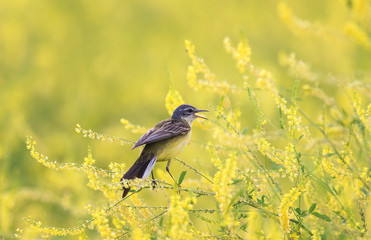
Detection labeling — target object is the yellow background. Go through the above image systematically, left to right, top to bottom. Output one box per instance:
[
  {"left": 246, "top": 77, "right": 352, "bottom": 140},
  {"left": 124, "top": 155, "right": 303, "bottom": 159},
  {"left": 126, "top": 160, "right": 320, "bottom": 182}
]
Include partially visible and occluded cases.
[{"left": 0, "top": 0, "right": 370, "bottom": 239}]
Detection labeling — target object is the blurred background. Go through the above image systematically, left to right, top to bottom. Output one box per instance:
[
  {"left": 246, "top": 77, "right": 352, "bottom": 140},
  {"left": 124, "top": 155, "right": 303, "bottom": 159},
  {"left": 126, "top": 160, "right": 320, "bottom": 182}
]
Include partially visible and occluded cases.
[{"left": 0, "top": 0, "right": 370, "bottom": 238}]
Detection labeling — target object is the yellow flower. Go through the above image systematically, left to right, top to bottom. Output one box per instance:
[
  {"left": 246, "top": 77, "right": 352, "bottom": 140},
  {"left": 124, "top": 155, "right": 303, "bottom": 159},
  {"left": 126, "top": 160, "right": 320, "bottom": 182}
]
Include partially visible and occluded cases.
[
  {"left": 278, "top": 1, "right": 326, "bottom": 37},
  {"left": 344, "top": 22, "right": 371, "bottom": 50},
  {"left": 224, "top": 36, "right": 251, "bottom": 73},
  {"left": 185, "top": 40, "right": 242, "bottom": 95},
  {"left": 279, "top": 52, "right": 317, "bottom": 81},
  {"left": 254, "top": 68, "right": 277, "bottom": 94},
  {"left": 165, "top": 85, "right": 185, "bottom": 116},
  {"left": 302, "top": 85, "right": 335, "bottom": 106},
  {"left": 349, "top": 89, "right": 371, "bottom": 132},
  {"left": 273, "top": 95, "right": 310, "bottom": 140},
  {"left": 120, "top": 118, "right": 147, "bottom": 134},
  {"left": 75, "top": 123, "right": 132, "bottom": 146},
  {"left": 257, "top": 138, "right": 284, "bottom": 166},
  {"left": 257, "top": 138, "right": 300, "bottom": 182},
  {"left": 212, "top": 152, "right": 238, "bottom": 229},
  {"left": 279, "top": 187, "right": 301, "bottom": 233},
  {"left": 167, "top": 195, "right": 196, "bottom": 239},
  {"left": 89, "top": 207, "right": 116, "bottom": 239},
  {"left": 26, "top": 218, "right": 86, "bottom": 237},
  {"left": 132, "top": 227, "right": 150, "bottom": 240},
  {"left": 311, "top": 227, "right": 324, "bottom": 240},
  {"left": 14, "top": 228, "right": 23, "bottom": 239}
]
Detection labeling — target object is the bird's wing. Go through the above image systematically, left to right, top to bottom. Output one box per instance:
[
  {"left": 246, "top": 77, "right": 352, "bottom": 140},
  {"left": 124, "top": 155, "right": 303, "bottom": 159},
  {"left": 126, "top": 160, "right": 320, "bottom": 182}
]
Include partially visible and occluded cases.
[
  {"left": 131, "top": 119, "right": 191, "bottom": 149},
  {"left": 121, "top": 153, "right": 157, "bottom": 198}
]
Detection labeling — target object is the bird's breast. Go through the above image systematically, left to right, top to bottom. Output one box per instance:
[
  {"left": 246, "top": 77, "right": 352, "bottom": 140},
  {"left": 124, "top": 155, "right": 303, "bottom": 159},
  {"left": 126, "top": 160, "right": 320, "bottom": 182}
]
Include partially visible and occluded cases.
[{"left": 155, "top": 131, "right": 192, "bottom": 161}]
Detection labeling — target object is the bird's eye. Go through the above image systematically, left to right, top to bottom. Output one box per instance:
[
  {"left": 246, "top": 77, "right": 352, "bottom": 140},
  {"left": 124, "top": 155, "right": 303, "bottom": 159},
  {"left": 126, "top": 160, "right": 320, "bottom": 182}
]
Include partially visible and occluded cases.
[{"left": 182, "top": 108, "right": 193, "bottom": 116}]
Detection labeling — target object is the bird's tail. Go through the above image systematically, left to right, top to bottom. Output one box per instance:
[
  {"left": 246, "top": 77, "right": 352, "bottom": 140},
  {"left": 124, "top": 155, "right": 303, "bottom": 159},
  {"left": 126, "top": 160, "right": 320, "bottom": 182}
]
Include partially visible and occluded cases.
[{"left": 121, "top": 153, "right": 157, "bottom": 198}]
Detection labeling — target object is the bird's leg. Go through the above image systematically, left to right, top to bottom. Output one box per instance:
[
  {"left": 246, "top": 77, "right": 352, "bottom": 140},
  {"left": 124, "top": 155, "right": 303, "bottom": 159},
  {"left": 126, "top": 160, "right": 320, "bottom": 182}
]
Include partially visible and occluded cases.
[
  {"left": 166, "top": 160, "right": 180, "bottom": 194},
  {"left": 166, "top": 160, "right": 175, "bottom": 182},
  {"left": 151, "top": 171, "right": 156, "bottom": 190}
]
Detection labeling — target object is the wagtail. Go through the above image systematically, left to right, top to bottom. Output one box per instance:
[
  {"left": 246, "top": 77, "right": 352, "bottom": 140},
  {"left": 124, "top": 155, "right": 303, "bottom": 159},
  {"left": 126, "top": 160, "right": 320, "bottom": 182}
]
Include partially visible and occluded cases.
[{"left": 121, "top": 104, "right": 208, "bottom": 198}]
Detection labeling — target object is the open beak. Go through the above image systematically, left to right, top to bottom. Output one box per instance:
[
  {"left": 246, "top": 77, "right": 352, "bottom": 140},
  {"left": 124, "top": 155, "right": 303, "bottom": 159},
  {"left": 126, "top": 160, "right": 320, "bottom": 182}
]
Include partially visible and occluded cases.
[{"left": 194, "top": 109, "right": 208, "bottom": 120}]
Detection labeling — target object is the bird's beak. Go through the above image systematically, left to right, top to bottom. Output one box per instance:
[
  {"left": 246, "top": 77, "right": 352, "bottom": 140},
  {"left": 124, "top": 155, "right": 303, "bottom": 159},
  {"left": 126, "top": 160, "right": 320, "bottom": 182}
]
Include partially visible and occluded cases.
[{"left": 194, "top": 109, "right": 208, "bottom": 120}]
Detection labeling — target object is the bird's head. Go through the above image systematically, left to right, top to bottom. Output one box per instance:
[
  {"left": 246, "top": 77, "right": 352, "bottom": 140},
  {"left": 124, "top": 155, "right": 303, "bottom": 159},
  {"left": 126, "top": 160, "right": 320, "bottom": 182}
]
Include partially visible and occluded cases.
[{"left": 171, "top": 104, "right": 208, "bottom": 125}]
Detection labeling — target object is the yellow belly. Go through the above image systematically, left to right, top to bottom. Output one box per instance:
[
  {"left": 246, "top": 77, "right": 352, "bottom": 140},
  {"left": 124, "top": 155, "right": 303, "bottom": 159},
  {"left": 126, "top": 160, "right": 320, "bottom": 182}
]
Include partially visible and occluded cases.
[{"left": 154, "top": 131, "right": 192, "bottom": 161}]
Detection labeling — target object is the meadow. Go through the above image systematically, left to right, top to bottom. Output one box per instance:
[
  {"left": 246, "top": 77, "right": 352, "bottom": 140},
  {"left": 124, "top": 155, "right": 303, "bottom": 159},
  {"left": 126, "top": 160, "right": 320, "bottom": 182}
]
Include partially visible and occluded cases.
[{"left": 0, "top": 1, "right": 370, "bottom": 239}]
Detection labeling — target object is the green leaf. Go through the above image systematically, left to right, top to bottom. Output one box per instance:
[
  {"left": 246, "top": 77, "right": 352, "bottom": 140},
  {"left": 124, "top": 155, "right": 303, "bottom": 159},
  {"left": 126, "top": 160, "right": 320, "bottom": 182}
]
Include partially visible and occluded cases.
[
  {"left": 241, "top": 127, "right": 249, "bottom": 135},
  {"left": 271, "top": 164, "right": 283, "bottom": 170},
  {"left": 178, "top": 171, "right": 187, "bottom": 185},
  {"left": 232, "top": 179, "right": 243, "bottom": 185},
  {"left": 228, "top": 187, "right": 246, "bottom": 209},
  {"left": 361, "top": 187, "right": 368, "bottom": 196},
  {"left": 248, "top": 189, "right": 255, "bottom": 195},
  {"left": 257, "top": 195, "right": 267, "bottom": 206},
  {"left": 261, "top": 195, "right": 266, "bottom": 204},
  {"left": 232, "top": 200, "right": 243, "bottom": 208},
  {"left": 309, "top": 203, "right": 316, "bottom": 213},
  {"left": 295, "top": 208, "right": 302, "bottom": 215},
  {"left": 333, "top": 211, "right": 346, "bottom": 222},
  {"left": 312, "top": 212, "right": 331, "bottom": 222},
  {"left": 159, "top": 216, "right": 164, "bottom": 227},
  {"left": 240, "top": 223, "right": 247, "bottom": 231}
]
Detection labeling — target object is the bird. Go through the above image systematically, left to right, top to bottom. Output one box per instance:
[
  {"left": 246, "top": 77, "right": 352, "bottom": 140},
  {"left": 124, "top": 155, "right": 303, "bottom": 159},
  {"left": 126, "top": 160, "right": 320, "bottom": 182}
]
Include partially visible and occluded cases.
[{"left": 121, "top": 104, "right": 208, "bottom": 198}]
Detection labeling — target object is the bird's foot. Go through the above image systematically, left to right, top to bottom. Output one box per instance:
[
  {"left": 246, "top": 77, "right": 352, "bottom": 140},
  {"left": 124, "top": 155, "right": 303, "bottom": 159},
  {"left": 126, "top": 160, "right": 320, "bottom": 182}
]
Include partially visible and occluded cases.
[
  {"left": 151, "top": 171, "right": 157, "bottom": 191},
  {"left": 151, "top": 178, "right": 157, "bottom": 190}
]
